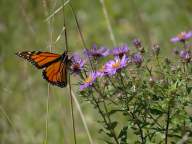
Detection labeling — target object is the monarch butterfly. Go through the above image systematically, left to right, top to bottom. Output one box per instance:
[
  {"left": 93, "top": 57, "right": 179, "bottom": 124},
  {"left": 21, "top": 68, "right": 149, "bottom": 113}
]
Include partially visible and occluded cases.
[{"left": 16, "top": 51, "right": 69, "bottom": 88}]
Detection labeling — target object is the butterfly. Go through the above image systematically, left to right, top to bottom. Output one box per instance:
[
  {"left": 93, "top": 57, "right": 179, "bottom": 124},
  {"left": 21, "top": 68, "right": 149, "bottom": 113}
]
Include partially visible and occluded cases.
[{"left": 16, "top": 51, "right": 70, "bottom": 88}]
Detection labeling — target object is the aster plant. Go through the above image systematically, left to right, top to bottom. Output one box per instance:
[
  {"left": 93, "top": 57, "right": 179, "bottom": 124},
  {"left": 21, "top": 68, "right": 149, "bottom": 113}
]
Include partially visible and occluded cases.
[{"left": 73, "top": 32, "right": 192, "bottom": 144}]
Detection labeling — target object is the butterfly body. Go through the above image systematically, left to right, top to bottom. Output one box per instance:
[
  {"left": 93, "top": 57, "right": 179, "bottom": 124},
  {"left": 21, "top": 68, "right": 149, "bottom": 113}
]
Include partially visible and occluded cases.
[{"left": 16, "top": 51, "right": 69, "bottom": 88}]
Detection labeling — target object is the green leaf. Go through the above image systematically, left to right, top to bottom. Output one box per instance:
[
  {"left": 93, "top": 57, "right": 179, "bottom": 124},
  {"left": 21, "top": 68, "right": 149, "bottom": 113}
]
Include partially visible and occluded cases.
[{"left": 149, "top": 108, "right": 163, "bottom": 115}]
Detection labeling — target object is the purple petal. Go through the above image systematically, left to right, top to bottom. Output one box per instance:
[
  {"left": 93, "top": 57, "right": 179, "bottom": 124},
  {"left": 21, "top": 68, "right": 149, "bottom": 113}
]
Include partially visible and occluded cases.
[
  {"left": 184, "top": 31, "right": 192, "bottom": 40},
  {"left": 170, "top": 37, "right": 180, "bottom": 43}
]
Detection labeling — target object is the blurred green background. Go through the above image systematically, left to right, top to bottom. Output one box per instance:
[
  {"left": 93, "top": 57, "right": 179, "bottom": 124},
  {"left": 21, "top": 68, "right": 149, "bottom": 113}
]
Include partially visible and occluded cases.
[{"left": 0, "top": 0, "right": 192, "bottom": 143}]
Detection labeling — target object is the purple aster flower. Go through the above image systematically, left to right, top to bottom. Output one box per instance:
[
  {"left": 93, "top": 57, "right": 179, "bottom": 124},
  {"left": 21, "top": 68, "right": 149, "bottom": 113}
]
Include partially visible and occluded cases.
[
  {"left": 170, "top": 31, "right": 192, "bottom": 43},
  {"left": 84, "top": 44, "right": 109, "bottom": 58},
  {"left": 112, "top": 44, "right": 129, "bottom": 58},
  {"left": 179, "top": 50, "right": 191, "bottom": 63},
  {"left": 70, "top": 53, "right": 85, "bottom": 74},
  {"left": 132, "top": 53, "right": 143, "bottom": 65},
  {"left": 104, "top": 55, "right": 128, "bottom": 76},
  {"left": 80, "top": 72, "right": 99, "bottom": 91}
]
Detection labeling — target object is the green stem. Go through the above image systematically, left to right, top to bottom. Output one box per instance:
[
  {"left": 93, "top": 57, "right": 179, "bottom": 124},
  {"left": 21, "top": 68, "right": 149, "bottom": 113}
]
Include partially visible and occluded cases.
[
  {"left": 69, "top": 4, "right": 95, "bottom": 71},
  {"left": 62, "top": 5, "right": 77, "bottom": 143},
  {"left": 68, "top": 80, "right": 77, "bottom": 144},
  {"left": 44, "top": 85, "right": 50, "bottom": 144},
  {"left": 93, "top": 86, "right": 118, "bottom": 105},
  {"left": 71, "top": 90, "right": 94, "bottom": 144},
  {"left": 92, "top": 95, "right": 119, "bottom": 144},
  {"left": 165, "top": 100, "right": 171, "bottom": 144},
  {"left": 103, "top": 101, "right": 120, "bottom": 144},
  {"left": 130, "top": 112, "right": 145, "bottom": 144}
]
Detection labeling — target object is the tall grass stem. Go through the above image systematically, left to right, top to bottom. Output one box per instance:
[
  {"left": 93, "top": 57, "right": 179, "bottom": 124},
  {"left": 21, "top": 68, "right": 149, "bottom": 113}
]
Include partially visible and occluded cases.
[
  {"left": 42, "top": 0, "right": 55, "bottom": 143},
  {"left": 99, "top": 0, "right": 117, "bottom": 47},
  {"left": 62, "top": 3, "right": 77, "bottom": 143},
  {"left": 69, "top": 4, "right": 95, "bottom": 71},
  {"left": 71, "top": 90, "right": 94, "bottom": 144},
  {"left": 0, "top": 105, "right": 22, "bottom": 142}
]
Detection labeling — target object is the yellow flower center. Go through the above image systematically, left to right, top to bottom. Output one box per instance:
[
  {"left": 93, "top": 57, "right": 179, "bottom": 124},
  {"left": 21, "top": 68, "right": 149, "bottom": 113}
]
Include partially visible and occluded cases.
[
  {"left": 177, "top": 32, "right": 186, "bottom": 39},
  {"left": 112, "top": 61, "right": 120, "bottom": 68},
  {"left": 84, "top": 76, "right": 93, "bottom": 83}
]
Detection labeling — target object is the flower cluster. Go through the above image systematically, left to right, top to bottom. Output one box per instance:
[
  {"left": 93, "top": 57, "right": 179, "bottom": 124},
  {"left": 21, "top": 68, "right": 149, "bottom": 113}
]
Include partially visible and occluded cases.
[
  {"left": 70, "top": 31, "right": 192, "bottom": 91},
  {"left": 171, "top": 31, "right": 192, "bottom": 63},
  {"left": 70, "top": 43, "right": 144, "bottom": 91},
  {"left": 79, "top": 55, "right": 129, "bottom": 90}
]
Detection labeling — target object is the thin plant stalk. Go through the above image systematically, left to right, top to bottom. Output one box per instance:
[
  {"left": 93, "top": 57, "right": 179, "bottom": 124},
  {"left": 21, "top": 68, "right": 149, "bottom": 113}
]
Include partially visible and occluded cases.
[
  {"left": 42, "top": 0, "right": 55, "bottom": 143},
  {"left": 45, "top": 0, "right": 71, "bottom": 21},
  {"left": 99, "top": 0, "right": 117, "bottom": 47},
  {"left": 62, "top": 4, "right": 77, "bottom": 143},
  {"left": 69, "top": 4, "right": 94, "bottom": 71},
  {"left": 54, "top": 26, "right": 66, "bottom": 44},
  {"left": 68, "top": 78, "right": 77, "bottom": 144},
  {"left": 44, "top": 85, "right": 50, "bottom": 144},
  {"left": 90, "top": 87, "right": 119, "bottom": 144},
  {"left": 71, "top": 90, "right": 94, "bottom": 144},
  {"left": 92, "top": 95, "right": 119, "bottom": 144},
  {"left": 165, "top": 100, "right": 171, "bottom": 144},
  {"left": 103, "top": 101, "right": 120, "bottom": 144},
  {"left": 0, "top": 105, "right": 22, "bottom": 143},
  {"left": 130, "top": 112, "right": 145, "bottom": 143},
  {"left": 177, "top": 132, "right": 190, "bottom": 144}
]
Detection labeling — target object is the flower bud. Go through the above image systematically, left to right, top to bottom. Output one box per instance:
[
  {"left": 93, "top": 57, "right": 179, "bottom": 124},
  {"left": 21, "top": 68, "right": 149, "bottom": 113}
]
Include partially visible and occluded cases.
[
  {"left": 133, "top": 38, "right": 142, "bottom": 48},
  {"left": 152, "top": 44, "right": 160, "bottom": 56},
  {"left": 179, "top": 50, "right": 191, "bottom": 63},
  {"left": 132, "top": 53, "right": 143, "bottom": 66}
]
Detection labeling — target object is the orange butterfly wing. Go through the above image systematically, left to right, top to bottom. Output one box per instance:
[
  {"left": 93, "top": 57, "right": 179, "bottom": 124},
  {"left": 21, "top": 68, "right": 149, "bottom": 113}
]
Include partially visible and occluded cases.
[
  {"left": 16, "top": 51, "right": 61, "bottom": 69},
  {"left": 16, "top": 51, "right": 68, "bottom": 87},
  {"left": 42, "top": 59, "right": 68, "bottom": 87}
]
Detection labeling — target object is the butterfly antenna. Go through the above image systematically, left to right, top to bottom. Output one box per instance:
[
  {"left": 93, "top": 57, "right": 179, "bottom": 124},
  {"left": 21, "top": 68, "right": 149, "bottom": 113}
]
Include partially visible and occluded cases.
[
  {"left": 62, "top": 1, "right": 77, "bottom": 144},
  {"left": 68, "top": 4, "right": 95, "bottom": 71}
]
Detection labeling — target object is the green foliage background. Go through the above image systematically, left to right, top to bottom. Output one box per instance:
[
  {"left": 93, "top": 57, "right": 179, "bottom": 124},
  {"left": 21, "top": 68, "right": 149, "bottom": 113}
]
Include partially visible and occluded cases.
[{"left": 0, "top": 0, "right": 192, "bottom": 143}]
